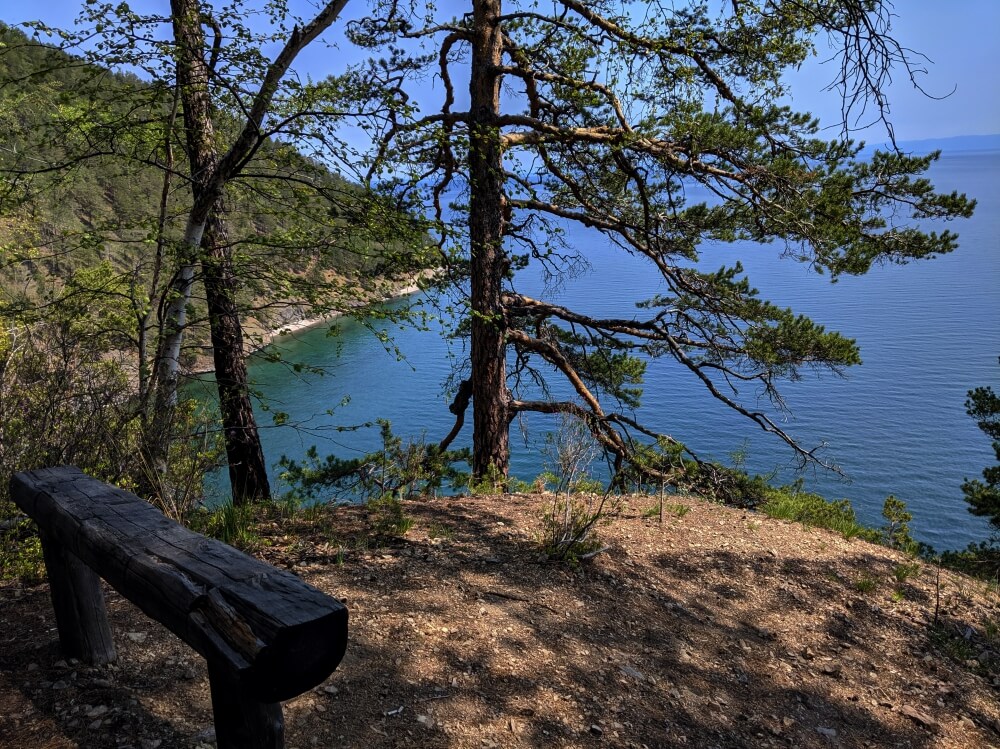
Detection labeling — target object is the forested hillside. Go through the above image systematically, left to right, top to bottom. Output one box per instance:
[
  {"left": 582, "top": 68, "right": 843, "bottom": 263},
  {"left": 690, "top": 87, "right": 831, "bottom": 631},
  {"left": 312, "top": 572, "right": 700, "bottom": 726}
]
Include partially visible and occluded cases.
[
  {"left": 0, "top": 17, "right": 431, "bottom": 513},
  {"left": 0, "top": 21, "right": 425, "bottom": 352}
]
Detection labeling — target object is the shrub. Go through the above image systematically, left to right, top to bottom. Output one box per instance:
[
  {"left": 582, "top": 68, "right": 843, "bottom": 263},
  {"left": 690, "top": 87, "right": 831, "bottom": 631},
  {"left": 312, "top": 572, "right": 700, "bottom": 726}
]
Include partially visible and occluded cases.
[
  {"left": 279, "top": 419, "right": 470, "bottom": 503},
  {"left": 760, "top": 484, "right": 866, "bottom": 539},
  {"left": 539, "top": 494, "right": 607, "bottom": 562},
  {"left": 367, "top": 495, "right": 414, "bottom": 537},
  {"left": 881, "top": 495, "right": 917, "bottom": 552},
  {"left": 939, "top": 541, "right": 1000, "bottom": 584}
]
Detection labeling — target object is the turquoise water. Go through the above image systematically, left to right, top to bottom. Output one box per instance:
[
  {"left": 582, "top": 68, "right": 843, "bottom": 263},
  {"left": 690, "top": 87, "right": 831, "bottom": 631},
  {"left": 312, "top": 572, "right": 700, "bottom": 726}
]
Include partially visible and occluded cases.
[{"left": 199, "top": 149, "right": 1000, "bottom": 550}]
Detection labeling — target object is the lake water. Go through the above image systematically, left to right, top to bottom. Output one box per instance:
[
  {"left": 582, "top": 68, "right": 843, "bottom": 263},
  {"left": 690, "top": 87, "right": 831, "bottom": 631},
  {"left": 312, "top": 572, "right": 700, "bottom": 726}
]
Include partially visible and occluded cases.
[{"left": 200, "top": 148, "right": 1000, "bottom": 551}]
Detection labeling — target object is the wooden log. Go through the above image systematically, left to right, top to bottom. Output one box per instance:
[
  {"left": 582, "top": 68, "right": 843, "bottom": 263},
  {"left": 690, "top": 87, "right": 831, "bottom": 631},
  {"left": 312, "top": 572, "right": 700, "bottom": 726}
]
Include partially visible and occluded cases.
[
  {"left": 11, "top": 466, "right": 347, "bottom": 703},
  {"left": 39, "top": 528, "right": 117, "bottom": 665},
  {"left": 208, "top": 660, "right": 284, "bottom": 749}
]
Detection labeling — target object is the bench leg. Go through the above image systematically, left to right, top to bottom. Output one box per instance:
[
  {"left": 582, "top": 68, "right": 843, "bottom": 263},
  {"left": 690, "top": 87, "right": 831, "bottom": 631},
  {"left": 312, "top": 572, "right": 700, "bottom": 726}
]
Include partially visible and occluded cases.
[
  {"left": 40, "top": 530, "right": 117, "bottom": 665},
  {"left": 208, "top": 660, "right": 285, "bottom": 749}
]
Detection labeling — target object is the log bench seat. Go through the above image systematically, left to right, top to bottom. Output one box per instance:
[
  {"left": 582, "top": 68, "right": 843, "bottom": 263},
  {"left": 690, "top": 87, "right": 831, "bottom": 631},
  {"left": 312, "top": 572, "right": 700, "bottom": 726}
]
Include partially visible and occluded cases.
[{"left": 11, "top": 466, "right": 348, "bottom": 749}]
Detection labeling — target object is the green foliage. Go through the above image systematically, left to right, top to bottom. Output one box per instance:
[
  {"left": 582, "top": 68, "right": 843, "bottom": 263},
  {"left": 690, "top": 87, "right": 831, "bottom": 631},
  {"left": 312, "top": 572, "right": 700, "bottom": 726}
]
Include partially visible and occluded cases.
[
  {"left": 360, "top": 1, "right": 976, "bottom": 483},
  {"left": 0, "top": 20, "right": 432, "bottom": 377},
  {"left": 0, "top": 298, "right": 221, "bottom": 512},
  {"left": 961, "top": 360, "right": 1000, "bottom": 530},
  {"left": 278, "top": 419, "right": 470, "bottom": 503},
  {"left": 613, "top": 437, "right": 691, "bottom": 493},
  {"left": 466, "top": 463, "right": 509, "bottom": 495},
  {"left": 760, "top": 483, "right": 866, "bottom": 540},
  {"left": 539, "top": 494, "right": 607, "bottom": 563},
  {"left": 366, "top": 495, "right": 414, "bottom": 538},
  {"left": 880, "top": 495, "right": 917, "bottom": 552},
  {"left": 644, "top": 501, "right": 690, "bottom": 520},
  {"left": 200, "top": 502, "right": 261, "bottom": 551},
  {"left": 0, "top": 519, "right": 45, "bottom": 583},
  {"left": 425, "top": 521, "right": 454, "bottom": 540},
  {"left": 939, "top": 542, "right": 1000, "bottom": 585},
  {"left": 893, "top": 562, "right": 922, "bottom": 584},
  {"left": 854, "top": 574, "right": 879, "bottom": 594},
  {"left": 929, "top": 623, "right": 982, "bottom": 668}
]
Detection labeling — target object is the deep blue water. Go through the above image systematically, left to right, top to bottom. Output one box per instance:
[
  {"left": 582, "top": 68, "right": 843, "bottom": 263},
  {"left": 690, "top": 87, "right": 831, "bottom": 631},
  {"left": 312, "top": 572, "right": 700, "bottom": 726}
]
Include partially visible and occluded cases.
[{"left": 200, "top": 149, "right": 1000, "bottom": 550}]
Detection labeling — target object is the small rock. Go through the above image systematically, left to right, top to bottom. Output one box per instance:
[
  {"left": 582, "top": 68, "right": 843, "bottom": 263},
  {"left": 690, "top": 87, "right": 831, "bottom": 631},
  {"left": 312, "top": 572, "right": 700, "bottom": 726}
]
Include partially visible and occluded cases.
[
  {"left": 126, "top": 632, "right": 146, "bottom": 644},
  {"left": 26, "top": 663, "right": 38, "bottom": 672},
  {"left": 821, "top": 663, "right": 842, "bottom": 677},
  {"left": 619, "top": 665, "right": 645, "bottom": 682},
  {"left": 51, "top": 680, "right": 69, "bottom": 690},
  {"left": 322, "top": 685, "right": 339, "bottom": 695},
  {"left": 86, "top": 705, "right": 109, "bottom": 718},
  {"left": 899, "top": 705, "right": 936, "bottom": 728},
  {"left": 416, "top": 714, "right": 432, "bottom": 727},
  {"left": 957, "top": 716, "right": 976, "bottom": 730},
  {"left": 88, "top": 719, "right": 102, "bottom": 730},
  {"left": 589, "top": 724, "right": 604, "bottom": 736},
  {"left": 816, "top": 726, "right": 837, "bottom": 738},
  {"left": 193, "top": 727, "right": 216, "bottom": 742},
  {"left": 140, "top": 740, "right": 162, "bottom": 749}
]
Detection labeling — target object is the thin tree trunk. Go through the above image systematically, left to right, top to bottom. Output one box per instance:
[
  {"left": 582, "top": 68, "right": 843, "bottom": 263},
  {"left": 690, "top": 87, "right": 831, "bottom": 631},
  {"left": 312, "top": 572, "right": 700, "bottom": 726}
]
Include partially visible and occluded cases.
[
  {"left": 468, "top": 0, "right": 510, "bottom": 482},
  {"left": 139, "top": 84, "right": 179, "bottom": 410},
  {"left": 202, "top": 207, "right": 271, "bottom": 504},
  {"left": 154, "top": 223, "right": 201, "bottom": 411}
]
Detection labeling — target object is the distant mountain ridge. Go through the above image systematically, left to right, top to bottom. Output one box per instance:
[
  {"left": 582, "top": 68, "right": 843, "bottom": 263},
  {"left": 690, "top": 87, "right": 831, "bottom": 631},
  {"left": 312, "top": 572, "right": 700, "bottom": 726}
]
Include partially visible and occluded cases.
[{"left": 894, "top": 134, "right": 1000, "bottom": 153}]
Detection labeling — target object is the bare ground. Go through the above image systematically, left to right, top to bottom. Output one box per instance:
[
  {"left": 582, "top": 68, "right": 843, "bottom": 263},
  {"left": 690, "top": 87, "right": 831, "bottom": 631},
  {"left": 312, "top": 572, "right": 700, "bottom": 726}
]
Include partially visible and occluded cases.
[{"left": 1, "top": 492, "right": 999, "bottom": 749}]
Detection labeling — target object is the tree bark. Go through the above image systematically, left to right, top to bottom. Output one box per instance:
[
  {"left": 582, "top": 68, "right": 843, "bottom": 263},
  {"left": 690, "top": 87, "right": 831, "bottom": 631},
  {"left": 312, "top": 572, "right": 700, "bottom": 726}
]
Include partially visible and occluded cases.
[
  {"left": 157, "top": 0, "right": 217, "bottom": 409},
  {"left": 166, "top": 0, "right": 270, "bottom": 502},
  {"left": 468, "top": 0, "right": 510, "bottom": 481},
  {"left": 202, "top": 207, "right": 271, "bottom": 504}
]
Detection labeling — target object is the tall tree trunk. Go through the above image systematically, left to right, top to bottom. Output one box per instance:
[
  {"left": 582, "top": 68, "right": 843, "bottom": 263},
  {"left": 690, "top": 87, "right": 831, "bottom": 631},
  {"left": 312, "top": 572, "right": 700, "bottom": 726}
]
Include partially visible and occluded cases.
[
  {"left": 156, "top": 0, "right": 216, "bottom": 410},
  {"left": 166, "top": 0, "right": 270, "bottom": 503},
  {"left": 468, "top": 0, "right": 510, "bottom": 481},
  {"left": 202, "top": 206, "right": 271, "bottom": 504}
]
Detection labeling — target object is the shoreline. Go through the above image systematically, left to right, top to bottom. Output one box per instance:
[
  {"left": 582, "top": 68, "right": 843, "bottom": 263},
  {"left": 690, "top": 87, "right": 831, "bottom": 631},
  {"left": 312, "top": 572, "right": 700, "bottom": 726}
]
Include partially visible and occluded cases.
[
  {"left": 187, "top": 281, "right": 425, "bottom": 376},
  {"left": 262, "top": 282, "right": 423, "bottom": 344}
]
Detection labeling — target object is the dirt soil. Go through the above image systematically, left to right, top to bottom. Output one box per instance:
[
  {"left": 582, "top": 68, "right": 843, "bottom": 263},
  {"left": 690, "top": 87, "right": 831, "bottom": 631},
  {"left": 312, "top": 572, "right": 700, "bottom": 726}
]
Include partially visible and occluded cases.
[{"left": 1, "top": 492, "right": 999, "bottom": 749}]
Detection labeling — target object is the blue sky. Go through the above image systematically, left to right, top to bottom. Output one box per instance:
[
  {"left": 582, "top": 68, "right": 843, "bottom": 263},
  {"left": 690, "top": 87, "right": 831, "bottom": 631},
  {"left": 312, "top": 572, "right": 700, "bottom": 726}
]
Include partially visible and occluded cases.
[{"left": 3, "top": 0, "right": 998, "bottom": 142}]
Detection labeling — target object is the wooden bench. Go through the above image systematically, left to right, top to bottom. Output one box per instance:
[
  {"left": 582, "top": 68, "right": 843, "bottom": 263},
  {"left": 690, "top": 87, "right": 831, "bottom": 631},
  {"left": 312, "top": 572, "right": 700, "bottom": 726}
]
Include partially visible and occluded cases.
[{"left": 11, "top": 466, "right": 348, "bottom": 749}]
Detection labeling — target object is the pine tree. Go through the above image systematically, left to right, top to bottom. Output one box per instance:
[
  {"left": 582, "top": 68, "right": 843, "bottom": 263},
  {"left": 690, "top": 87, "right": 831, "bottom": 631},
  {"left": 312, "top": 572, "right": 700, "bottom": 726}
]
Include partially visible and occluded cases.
[
  {"left": 361, "top": 0, "right": 976, "bottom": 488},
  {"left": 963, "top": 360, "right": 1000, "bottom": 530}
]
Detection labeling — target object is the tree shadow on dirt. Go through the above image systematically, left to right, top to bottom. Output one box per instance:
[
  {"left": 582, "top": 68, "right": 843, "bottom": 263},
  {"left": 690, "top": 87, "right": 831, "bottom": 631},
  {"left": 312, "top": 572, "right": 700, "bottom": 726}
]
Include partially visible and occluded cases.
[{"left": 2, "top": 496, "right": 999, "bottom": 749}]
